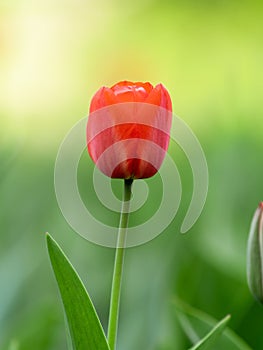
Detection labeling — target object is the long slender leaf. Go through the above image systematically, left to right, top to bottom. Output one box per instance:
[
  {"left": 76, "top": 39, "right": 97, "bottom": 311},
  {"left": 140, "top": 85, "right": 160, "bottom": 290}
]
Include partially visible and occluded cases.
[
  {"left": 46, "top": 233, "right": 110, "bottom": 350},
  {"left": 173, "top": 298, "right": 252, "bottom": 350},
  {"left": 189, "top": 315, "right": 230, "bottom": 349}
]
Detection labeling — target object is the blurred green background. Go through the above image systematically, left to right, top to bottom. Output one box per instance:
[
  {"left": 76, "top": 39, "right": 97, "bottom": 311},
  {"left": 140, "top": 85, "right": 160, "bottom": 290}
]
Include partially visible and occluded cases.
[{"left": 1, "top": 0, "right": 263, "bottom": 349}]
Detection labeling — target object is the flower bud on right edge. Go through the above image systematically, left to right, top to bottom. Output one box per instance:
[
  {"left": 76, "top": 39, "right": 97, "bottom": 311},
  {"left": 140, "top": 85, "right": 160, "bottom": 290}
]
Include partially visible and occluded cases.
[{"left": 247, "top": 202, "right": 263, "bottom": 303}]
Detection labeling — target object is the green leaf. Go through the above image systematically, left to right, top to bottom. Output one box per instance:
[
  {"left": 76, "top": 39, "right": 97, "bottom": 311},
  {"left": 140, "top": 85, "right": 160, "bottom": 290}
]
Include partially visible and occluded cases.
[
  {"left": 46, "top": 233, "right": 110, "bottom": 350},
  {"left": 173, "top": 298, "right": 252, "bottom": 350},
  {"left": 188, "top": 314, "right": 230, "bottom": 350}
]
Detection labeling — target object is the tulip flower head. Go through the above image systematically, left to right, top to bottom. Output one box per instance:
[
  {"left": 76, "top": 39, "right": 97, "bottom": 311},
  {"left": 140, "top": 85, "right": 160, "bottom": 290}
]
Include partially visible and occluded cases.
[
  {"left": 86, "top": 81, "right": 172, "bottom": 179},
  {"left": 247, "top": 202, "right": 263, "bottom": 303}
]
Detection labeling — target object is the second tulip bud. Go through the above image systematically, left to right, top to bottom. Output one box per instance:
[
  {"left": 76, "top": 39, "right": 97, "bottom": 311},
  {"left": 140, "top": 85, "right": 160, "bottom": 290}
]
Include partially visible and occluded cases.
[{"left": 247, "top": 202, "right": 263, "bottom": 303}]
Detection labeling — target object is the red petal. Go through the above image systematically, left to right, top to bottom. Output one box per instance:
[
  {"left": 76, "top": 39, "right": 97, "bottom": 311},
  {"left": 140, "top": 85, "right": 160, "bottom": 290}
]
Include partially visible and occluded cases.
[
  {"left": 87, "top": 81, "right": 172, "bottom": 179},
  {"left": 111, "top": 81, "right": 154, "bottom": 103},
  {"left": 157, "top": 83, "right": 172, "bottom": 111},
  {"left": 143, "top": 84, "right": 162, "bottom": 106},
  {"left": 144, "top": 84, "right": 172, "bottom": 111},
  {"left": 89, "top": 86, "right": 117, "bottom": 113}
]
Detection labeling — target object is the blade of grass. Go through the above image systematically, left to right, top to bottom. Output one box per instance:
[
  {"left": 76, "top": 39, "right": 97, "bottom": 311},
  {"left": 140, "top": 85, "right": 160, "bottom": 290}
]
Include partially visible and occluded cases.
[
  {"left": 173, "top": 298, "right": 252, "bottom": 350},
  {"left": 188, "top": 314, "right": 230, "bottom": 350}
]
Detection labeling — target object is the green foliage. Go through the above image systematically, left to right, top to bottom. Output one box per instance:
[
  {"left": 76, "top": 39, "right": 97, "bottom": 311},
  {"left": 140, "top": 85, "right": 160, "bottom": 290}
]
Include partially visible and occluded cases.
[
  {"left": 46, "top": 233, "right": 110, "bottom": 350},
  {"left": 174, "top": 299, "right": 252, "bottom": 350},
  {"left": 188, "top": 315, "right": 230, "bottom": 350}
]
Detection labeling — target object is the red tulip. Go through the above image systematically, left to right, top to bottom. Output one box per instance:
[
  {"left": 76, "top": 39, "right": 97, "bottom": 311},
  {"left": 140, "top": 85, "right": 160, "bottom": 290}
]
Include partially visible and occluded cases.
[{"left": 87, "top": 81, "right": 172, "bottom": 179}]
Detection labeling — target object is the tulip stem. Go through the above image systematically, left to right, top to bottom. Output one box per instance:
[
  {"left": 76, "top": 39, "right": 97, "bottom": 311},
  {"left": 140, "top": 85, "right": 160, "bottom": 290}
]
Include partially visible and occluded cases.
[{"left": 107, "top": 178, "right": 133, "bottom": 350}]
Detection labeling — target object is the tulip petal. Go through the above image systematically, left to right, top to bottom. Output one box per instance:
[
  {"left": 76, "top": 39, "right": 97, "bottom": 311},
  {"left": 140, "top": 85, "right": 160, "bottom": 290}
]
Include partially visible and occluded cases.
[
  {"left": 87, "top": 81, "right": 172, "bottom": 179},
  {"left": 111, "top": 81, "right": 154, "bottom": 103},
  {"left": 144, "top": 83, "right": 172, "bottom": 111},
  {"left": 158, "top": 83, "right": 172, "bottom": 111},
  {"left": 89, "top": 87, "right": 117, "bottom": 113}
]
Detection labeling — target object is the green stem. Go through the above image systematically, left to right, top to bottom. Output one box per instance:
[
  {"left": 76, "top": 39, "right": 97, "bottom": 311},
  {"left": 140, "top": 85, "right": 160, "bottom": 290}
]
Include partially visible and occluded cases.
[{"left": 107, "top": 179, "right": 133, "bottom": 350}]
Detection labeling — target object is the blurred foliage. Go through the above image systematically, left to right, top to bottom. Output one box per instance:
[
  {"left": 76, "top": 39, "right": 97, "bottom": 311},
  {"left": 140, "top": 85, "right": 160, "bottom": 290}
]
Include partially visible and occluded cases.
[{"left": 0, "top": 0, "right": 263, "bottom": 349}]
